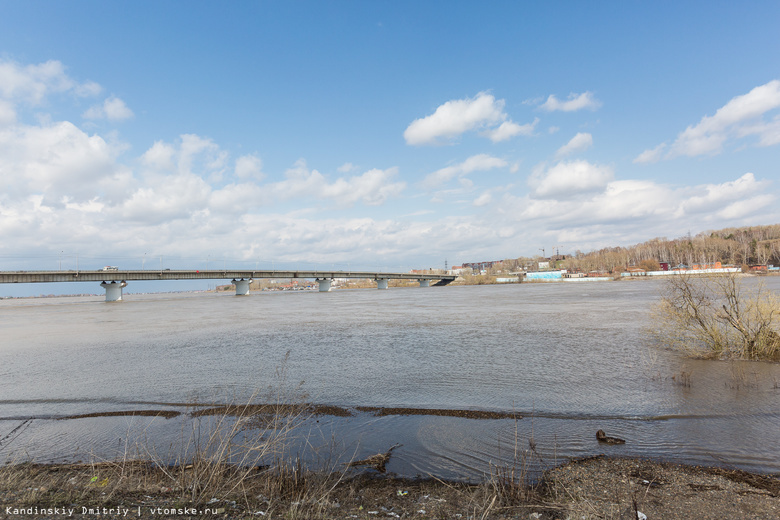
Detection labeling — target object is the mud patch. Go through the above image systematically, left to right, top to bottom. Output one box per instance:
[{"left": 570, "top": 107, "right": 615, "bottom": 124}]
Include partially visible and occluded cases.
[
  {"left": 190, "top": 403, "right": 354, "bottom": 418},
  {"left": 356, "top": 406, "right": 522, "bottom": 420},
  {"left": 60, "top": 410, "right": 180, "bottom": 420}
]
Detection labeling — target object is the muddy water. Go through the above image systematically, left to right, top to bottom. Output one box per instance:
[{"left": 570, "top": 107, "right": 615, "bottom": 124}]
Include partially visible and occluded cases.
[{"left": 1, "top": 278, "right": 779, "bottom": 480}]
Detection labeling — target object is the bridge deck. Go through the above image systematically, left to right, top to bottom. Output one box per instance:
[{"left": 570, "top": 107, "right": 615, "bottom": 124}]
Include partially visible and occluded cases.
[{"left": 0, "top": 270, "right": 455, "bottom": 285}]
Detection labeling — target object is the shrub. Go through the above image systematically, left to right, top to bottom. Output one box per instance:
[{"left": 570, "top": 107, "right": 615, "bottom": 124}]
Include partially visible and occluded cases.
[{"left": 650, "top": 273, "right": 780, "bottom": 361}]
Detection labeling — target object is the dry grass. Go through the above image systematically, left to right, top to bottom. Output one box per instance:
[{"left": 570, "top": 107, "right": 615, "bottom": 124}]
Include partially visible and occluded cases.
[
  {"left": 649, "top": 273, "right": 780, "bottom": 361},
  {"left": 0, "top": 404, "right": 562, "bottom": 519}
]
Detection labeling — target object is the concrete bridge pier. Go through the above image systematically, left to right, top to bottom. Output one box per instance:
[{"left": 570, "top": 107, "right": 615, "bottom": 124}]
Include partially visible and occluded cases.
[
  {"left": 233, "top": 278, "right": 252, "bottom": 296},
  {"left": 316, "top": 278, "right": 332, "bottom": 292},
  {"left": 376, "top": 278, "right": 388, "bottom": 290},
  {"left": 419, "top": 279, "right": 430, "bottom": 288},
  {"left": 100, "top": 280, "right": 127, "bottom": 302}
]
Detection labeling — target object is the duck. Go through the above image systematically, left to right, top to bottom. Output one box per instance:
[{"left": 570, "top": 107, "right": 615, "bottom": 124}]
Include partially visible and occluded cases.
[{"left": 596, "top": 429, "right": 626, "bottom": 444}]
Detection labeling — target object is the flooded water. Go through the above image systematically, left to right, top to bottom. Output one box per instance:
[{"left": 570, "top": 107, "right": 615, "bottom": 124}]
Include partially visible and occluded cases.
[{"left": 1, "top": 278, "right": 779, "bottom": 480}]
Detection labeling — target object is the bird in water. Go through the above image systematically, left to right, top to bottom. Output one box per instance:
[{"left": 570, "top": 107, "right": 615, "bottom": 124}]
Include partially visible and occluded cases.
[{"left": 596, "top": 429, "right": 626, "bottom": 444}]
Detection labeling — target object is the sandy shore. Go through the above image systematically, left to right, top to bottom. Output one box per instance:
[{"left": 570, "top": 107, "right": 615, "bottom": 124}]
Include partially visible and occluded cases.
[{"left": 1, "top": 455, "right": 778, "bottom": 519}]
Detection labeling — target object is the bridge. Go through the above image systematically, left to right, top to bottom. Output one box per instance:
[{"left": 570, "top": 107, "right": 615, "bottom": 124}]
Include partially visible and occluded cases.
[{"left": 0, "top": 269, "right": 456, "bottom": 301}]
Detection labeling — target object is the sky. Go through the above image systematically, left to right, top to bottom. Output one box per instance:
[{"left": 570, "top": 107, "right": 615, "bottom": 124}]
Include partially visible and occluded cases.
[{"left": 1, "top": 1, "right": 780, "bottom": 295}]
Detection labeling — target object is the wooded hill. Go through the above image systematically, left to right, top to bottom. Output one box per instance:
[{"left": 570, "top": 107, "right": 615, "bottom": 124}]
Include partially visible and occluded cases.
[{"left": 559, "top": 224, "right": 780, "bottom": 274}]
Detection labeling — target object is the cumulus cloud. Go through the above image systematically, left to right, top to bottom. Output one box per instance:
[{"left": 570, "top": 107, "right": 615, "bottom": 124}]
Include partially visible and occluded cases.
[
  {"left": 2, "top": 57, "right": 779, "bottom": 278},
  {"left": 0, "top": 59, "right": 100, "bottom": 105},
  {"left": 638, "top": 80, "right": 780, "bottom": 160},
  {"left": 540, "top": 91, "right": 601, "bottom": 112},
  {"left": 404, "top": 92, "right": 533, "bottom": 145},
  {"left": 83, "top": 96, "right": 134, "bottom": 121},
  {"left": 0, "top": 99, "right": 16, "bottom": 126},
  {"left": 483, "top": 118, "right": 538, "bottom": 142},
  {"left": 0, "top": 120, "right": 121, "bottom": 203},
  {"left": 555, "top": 132, "right": 593, "bottom": 158},
  {"left": 141, "top": 140, "right": 176, "bottom": 171},
  {"left": 633, "top": 143, "right": 666, "bottom": 164},
  {"left": 235, "top": 154, "right": 264, "bottom": 180},
  {"left": 422, "top": 154, "right": 507, "bottom": 189},
  {"left": 269, "top": 159, "right": 406, "bottom": 207},
  {"left": 528, "top": 160, "right": 613, "bottom": 198},
  {"left": 492, "top": 169, "right": 777, "bottom": 257},
  {"left": 115, "top": 173, "right": 212, "bottom": 223},
  {"left": 676, "top": 173, "right": 770, "bottom": 217},
  {"left": 473, "top": 191, "right": 493, "bottom": 207},
  {"left": 717, "top": 194, "right": 775, "bottom": 219}
]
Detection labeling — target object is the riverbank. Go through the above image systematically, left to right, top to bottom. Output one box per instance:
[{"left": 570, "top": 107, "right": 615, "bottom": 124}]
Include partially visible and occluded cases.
[{"left": 1, "top": 456, "right": 778, "bottom": 519}]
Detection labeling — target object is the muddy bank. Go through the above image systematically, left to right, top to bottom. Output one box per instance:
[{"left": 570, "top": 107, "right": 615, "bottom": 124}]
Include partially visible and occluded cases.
[
  {"left": 57, "top": 404, "right": 521, "bottom": 421},
  {"left": 355, "top": 406, "right": 522, "bottom": 420},
  {"left": 1, "top": 456, "right": 778, "bottom": 519},
  {"left": 543, "top": 456, "right": 780, "bottom": 520}
]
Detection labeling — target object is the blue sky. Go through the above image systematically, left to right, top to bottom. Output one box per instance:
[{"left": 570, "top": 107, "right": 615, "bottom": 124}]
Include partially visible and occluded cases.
[{"left": 1, "top": 1, "right": 780, "bottom": 294}]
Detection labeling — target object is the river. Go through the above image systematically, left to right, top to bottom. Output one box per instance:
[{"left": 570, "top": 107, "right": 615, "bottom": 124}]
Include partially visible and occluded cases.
[{"left": 1, "top": 277, "right": 779, "bottom": 480}]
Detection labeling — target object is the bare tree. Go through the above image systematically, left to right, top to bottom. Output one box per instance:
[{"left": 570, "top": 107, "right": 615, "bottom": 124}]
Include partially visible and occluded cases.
[{"left": 650, "top": 274, "right": 780, "bottom": 361}]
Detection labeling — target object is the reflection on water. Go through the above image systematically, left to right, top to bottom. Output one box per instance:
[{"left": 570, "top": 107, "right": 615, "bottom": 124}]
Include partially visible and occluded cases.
[{"left": 1, "top": 278, "right": 779, "bottom": 478}]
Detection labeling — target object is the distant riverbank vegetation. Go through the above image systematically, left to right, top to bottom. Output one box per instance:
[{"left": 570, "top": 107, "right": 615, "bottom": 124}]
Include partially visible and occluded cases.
[
  {"left": 464, "top": 224, "right": 780, "bottom": 277},
  {"left": 563, "top": 224, "right": 780, "bottom": 274},
  {"left": 650, "top": 273, "right": 780, "bottom": 361}
]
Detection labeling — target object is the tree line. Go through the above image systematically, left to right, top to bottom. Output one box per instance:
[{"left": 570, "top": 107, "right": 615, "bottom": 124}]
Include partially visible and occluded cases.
[{"left": 473, "top": 224, "right": 780, "bottom": 275}]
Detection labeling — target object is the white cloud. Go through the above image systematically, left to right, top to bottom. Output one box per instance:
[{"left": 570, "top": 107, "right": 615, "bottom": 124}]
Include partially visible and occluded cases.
[
  {"left": 2, "top": 58, "right": 778, "bottom": 279},
  {"left": 0, "top": 59, "right": 99, "bottom": 105},
  {"left": 661, "top": 79, "right": 780, "bottom": 158},
  {"left": 75, "top": 81, "right": 103, "bottom": 98},
  {"left": 404, "top": 92, "right": 533, "bottom": 145},
  {"left": 404, "top": 92, "right": 504, "bottom": 145},
  {"left": 540, "top": 92, "right": 601, "bottom": 112},
  {"left": 83, "top": 96, "right": 134, "bottom": 121},
  {"left": 104, "top": 97, "right": 133, "bottom": 120},
  {"left": 0, "top": 99, "right": 16, "bottom": 126},
  {"left": 736, "top": 114, "right": 780, "bottom": 146},
  {"left": 483, "top": 118, "right": 538, "bottom": 142},
  {"left": 0, "top": 121, "right": 121, "bottom": 203},
  {"left": 555, "top": 132, "right": 593, "bottom": 158},
  {"left": 162, "top": 134, "right": 229, "bottom": 181},
  {"left": 141, "top": 140, "right": 176, "bottom": 171},
  {"left": 633, "top": 143, "right": 666, "bottom": 164},
  {"left": 235, "top": 154, "right": 264, "bottom": 180},
  {"left": 422, "top": 154, "right": 507, "bottom": 189},
  {"left": 269, "top": 159, "right": 406, "bottom": 207},
  {"left": 528, "top": 160, "right": 613, "bottom": 198},
  {"left": 491, "top": 170, "right": 777, "bottom": 256},
  {"left": 676, "top": 172, "right": 770, "bottom": 216},
  {"left": 115, "top": 173, "right": 211, "bottom": 223},
  {"left": 209, "top": 182, "right": 266, "bottom": 214},
  {"left": 473, "top": 191, "right": 493, "bottom": 207},
  {"left": 717, "top": 194, "right": 775, "bottom": 219},
  {"left": 64, "top": 197, "right": 105, "bottom": 214}
]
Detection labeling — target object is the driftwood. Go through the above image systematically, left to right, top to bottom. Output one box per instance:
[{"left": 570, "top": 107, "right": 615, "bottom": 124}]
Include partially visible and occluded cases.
[{"left": 345, "top": 444, "right": 402, "bottom": 473}]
